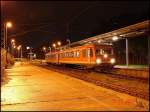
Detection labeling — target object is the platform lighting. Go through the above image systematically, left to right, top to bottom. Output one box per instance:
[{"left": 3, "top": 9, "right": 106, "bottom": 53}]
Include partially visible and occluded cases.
[
  {"left": 6, "top": 22, "right": 12, "bottom": 28},
  {"left": 112, "top": 36, "right": 119, "bottom": 41},
  {"left": 11, "top": 38, "right": 15, "bottom": 43},
  {"left": 57, "top": 41, "right": 61, "bottom": 46},
  {"left": 52, "top": 43, "right": 56, "bottom": 48},
  {"left": 17, "top": 45, "right": 21, "bottom": 50},
  {"left": 26, "top": 46, "right": 30, "bottom": 50},
  {"left": 43, "top": 46, "right": 46, "bottom": 51}
]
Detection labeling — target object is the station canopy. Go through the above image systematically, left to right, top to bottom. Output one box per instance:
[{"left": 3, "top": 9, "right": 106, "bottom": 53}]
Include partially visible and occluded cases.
[{"left": 60, "top": 20, "right": 149, "bottom": 49}]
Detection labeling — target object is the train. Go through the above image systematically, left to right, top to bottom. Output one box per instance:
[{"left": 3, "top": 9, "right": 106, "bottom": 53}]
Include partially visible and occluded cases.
[{"left": 45, "top": 43, "right": 116, "bottom": 69}]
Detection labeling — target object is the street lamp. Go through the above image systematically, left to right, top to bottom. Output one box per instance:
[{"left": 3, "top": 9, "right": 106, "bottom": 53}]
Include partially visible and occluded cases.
[
  {"left": 4, "top": 21, "right": 12, "bottom": 49},
  {"left": 4, "top": 21, "right": 13, "bottom": 66},
  {"left": 6, "top": 22, "right": 12, "bottom": 28},
  {"left": 11, "top": 38, "right": 15, "bottom": 56},
  {"left": 11, "top": 38, "right": 15, "bottom": 43},
  {"left": 66, "top": 39, "right": 71, "bottom": 47},
  {"left": 57, "top": 41, "right": 61, "bottom": 46},
  {"left": 52, "top": 43, "right": 56, "bottom": 48},
  {"left": 52, "top": 43, "right": 56, "bottom": 52},
  {"left": 17, "top": 45, "right": 21, "bottom": 59},
  {"left": 17, "top": 45, "right": 22, "bottom": 60},
  {"left": 26, "top": 46, "right": 32, "bottom": 61},
  {"left": 26, "top": 46, "right": 30, "bottom": 50},
  {"left": 42, "top": 46, "right": 46, "bottom": 52}
]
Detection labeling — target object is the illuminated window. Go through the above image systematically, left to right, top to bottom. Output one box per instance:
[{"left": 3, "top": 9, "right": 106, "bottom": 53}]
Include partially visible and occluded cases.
[{"left": 77, "top": 51, "right": 80, "bottom": 57}]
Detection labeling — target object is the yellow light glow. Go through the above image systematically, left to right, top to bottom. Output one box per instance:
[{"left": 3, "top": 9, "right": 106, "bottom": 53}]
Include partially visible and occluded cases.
[
  {"left": 6, "top": 22, "right": 12, "bottom": 28},
  {"left": 112, "top": 36, "right": 118, "bottom": 41},
  {"left": 11, "top": 39, "right": 15, "bottom": 43},
  {"left": 98, "top": 40, "right": 101, "bottom": 43},
  {"left": 57, "top": 41, "right": 61, "bottom": 46},
  {"left": 52, "top": 43, "right": 56, "bottom": 48},
  {"left": 17, "top": 45, "right": 21, "bottom": 50},
  {"left": 26, "top": 46, "right": 30, "bottom": 50},
  {"left": 43, "top": 46, "right": 46, "bottom": 51},
  {"left": 104, "top": 54, "right": 108, "bottom": 58},
  {"left": 96, "top": 58, "right": 101, "bottom": 64},
  {"left": 110, "top": 58, "right": 115, "bottom": 64}
]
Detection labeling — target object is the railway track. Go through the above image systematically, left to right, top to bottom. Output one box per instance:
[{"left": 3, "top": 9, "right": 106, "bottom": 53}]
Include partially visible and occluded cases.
[{"left": 34, "top": 63, "right": 149, "bottom": 100}]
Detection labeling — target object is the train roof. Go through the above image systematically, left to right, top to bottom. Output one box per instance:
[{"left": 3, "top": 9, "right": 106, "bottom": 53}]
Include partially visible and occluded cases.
[{"left": 46, "top": 43, "right": 113, "bottom": 55}]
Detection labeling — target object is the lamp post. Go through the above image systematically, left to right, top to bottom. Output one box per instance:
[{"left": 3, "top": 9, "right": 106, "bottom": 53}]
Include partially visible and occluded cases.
[
  {"left": 4, "top": 22, "right": 12, "bottom": 66},
  {"left": 5, "top": 22, "right": 12, "bottom": 50},
  {"left": 11, "top": 38, "right": 15, "bottom": 56},
  {"left": 66, "top": 39, "right": 71, "bottom": 47},
  {"left": 57, "top": 41, "right": 61, "bottom": 51},
  {"left": 57, "top": 41, "right": 61, "bottom": 46},
  {"left": 52, "top": 43, "right": 56, "bottom": 52},
  {"left": 17, "top": 45, "right": 21, "bottom": 59},
  {"left": 26, "top": 46, "right": 32, "bottom": 61},
  {"left": 42, "top": 46, "right": 46, "bottom": 52},
  {"left": 48, "top": 47, "right": 51, "bottom": 53}
]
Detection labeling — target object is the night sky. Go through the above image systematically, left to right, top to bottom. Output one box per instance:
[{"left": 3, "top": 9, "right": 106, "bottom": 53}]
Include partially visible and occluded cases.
[{"left": 1, "top": 1, "right": 149, "bottom": 58}]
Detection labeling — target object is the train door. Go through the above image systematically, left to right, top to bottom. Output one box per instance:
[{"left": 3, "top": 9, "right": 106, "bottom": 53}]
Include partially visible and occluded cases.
[
  {"left": 87, "top": 48, "right": 91, "bottom": 64},
  {"left": 57, "top": 53, "right": 59, "bottom": 64}
]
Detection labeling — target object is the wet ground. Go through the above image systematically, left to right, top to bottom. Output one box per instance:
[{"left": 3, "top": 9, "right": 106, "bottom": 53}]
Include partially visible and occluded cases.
[{"left": 1, "top": 61, "right": 149, "bottom": 111}]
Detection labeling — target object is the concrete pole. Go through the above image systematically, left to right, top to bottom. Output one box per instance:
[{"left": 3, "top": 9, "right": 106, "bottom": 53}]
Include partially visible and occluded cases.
[
  {"left": 4, "top": 24, "right": 6, "bottom": 49},
  {"left": 5, "top": 25, "right": 8, "bottom": 65},
  {"left": 5, "top": 26, "right": 8, "bottom": 51},
  {"left": 148, "top": 33, "right": 150, "bottom": 67},
  {"left": 125, "top": 38, "right": 129, "bottom": 66},
  {"left": 67, "top": 39, "right": 71, "bottom": 47},
  {"left": 21, "top": 47, "right": 23, "bottom": 61},
  {"left": 49, "top": 47, "right": 51, "bottom": 53},
  {"left": 30, "top": 48, "right": 32, "bottom": 61},
  {"left": 30, "top": 48, "right": 31, "bottom": 61},
  {"left": 18, "top": 49, "right": 20, "bottom": 59}
]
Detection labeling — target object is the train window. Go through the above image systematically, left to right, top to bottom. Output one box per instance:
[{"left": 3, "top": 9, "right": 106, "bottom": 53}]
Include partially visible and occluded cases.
[
  {"left": 90, "top": 48, "right": 93, "bottom": 57},
  {"left": 82, "top": 49, "right": 87, "bottom": 57},
  {"left": 71, "top": 51, "right": 74, "bottom": 57},
  {"left": 74, "top": 51, "right": 77, "bottom": 57},
  {"left": 77, "top": 51, "right": 80, "bottom": 57},
  {"left": 65, "top": 52, "right": 67, "bottom": 57}
]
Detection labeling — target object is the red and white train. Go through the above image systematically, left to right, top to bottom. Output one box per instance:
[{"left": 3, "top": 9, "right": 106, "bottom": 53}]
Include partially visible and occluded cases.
[{"left": 45, "top": 43, "right": 116, "bottom": 69}]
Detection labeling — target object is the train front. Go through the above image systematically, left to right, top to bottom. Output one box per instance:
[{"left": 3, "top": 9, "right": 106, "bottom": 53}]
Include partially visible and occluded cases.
[{"left": 94, "top": 45, "right": 116, "bottom": 68}]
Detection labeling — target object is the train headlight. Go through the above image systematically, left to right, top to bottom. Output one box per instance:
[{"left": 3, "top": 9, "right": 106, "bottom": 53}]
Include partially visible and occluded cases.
[
  {"left": 104, "top": 54, "right": 108, "bottom": 58},
  {"left": 96, "top": 58, "right": 101, "bottom": 64},
  {"left": 110, "top": 58, "right": 115, "bottom": 64}
]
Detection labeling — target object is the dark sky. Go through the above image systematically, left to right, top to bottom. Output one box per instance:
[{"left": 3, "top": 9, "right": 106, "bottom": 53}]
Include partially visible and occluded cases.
[{"left": 1, "top": 1, "right": 149, "bottom": 51}]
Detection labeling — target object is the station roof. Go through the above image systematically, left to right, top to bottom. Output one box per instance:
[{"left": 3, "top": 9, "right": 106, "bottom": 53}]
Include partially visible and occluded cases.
[{"left": 60, "top": 20, "right": 149, "bottom": 49}]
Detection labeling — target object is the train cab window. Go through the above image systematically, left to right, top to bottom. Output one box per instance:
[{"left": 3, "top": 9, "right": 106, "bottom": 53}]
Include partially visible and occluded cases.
[
  {"left": 96, "top": 48, "right": 112, "bottom": 56},
  {"left": 82, "top": 49, "right": 87, "bottom": 57},
  {"left": 104, "top": 49, "right": 112, "bottom": 54}
]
